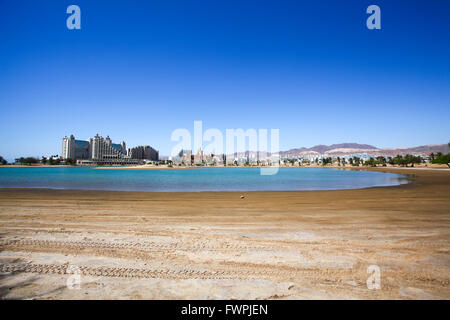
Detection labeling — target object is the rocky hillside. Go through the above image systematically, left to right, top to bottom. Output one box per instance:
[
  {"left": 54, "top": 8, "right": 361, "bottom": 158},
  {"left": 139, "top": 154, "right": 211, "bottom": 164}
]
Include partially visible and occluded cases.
[{"left": 280, "top": 143, "right": 450, "bottom": 158}]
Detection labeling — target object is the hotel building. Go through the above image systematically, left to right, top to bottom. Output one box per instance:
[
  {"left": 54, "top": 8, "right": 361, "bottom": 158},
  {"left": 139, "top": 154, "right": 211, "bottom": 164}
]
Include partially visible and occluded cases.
[
  {"left": 62, "top": 134, "right": 142, "bottom": 165},
  {"left": 127, "top": 145, "right": 159, "bottom": 161}
]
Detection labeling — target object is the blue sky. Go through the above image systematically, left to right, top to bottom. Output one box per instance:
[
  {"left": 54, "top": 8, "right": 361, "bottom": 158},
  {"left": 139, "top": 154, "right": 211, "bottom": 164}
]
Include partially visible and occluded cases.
[{"left": 1, "top": 0, "right": 449, "bottom": 160}]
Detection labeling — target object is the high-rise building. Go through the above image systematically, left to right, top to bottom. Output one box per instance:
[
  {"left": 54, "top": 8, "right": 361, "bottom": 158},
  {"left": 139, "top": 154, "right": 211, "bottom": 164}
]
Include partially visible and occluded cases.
[
  {"left": 61, "top": 134, "right": 159, "bottom": 165},
  {"left": 62, "top": 134, "right": 140, "bottom": 165},
  {"left": 91, "top": 134, "right": 127, "bottom": 160},
  {"left": 62, "top": 135, "right": 90, "bottom": 160},
  {"left": 127, "top": 145, "right": 159, "bottom": 161}
]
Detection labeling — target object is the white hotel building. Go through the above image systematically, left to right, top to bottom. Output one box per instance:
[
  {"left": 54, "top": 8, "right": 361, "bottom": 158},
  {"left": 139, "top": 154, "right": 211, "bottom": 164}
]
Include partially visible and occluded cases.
[{"left": 62, "top": 134, "right": 141, "bottom": 165}]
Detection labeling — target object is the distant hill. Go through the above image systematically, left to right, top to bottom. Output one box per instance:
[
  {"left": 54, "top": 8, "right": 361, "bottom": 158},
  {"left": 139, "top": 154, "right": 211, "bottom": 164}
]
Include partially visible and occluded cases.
[
  {"left": 211, "top": 143, "right": 449, "bottom": 160},
  {"left": 280, "top": 143, "right": 449, "bottom": 158},
  {"left": 285, "top": 143, "right": 376, "bottom": 154}
]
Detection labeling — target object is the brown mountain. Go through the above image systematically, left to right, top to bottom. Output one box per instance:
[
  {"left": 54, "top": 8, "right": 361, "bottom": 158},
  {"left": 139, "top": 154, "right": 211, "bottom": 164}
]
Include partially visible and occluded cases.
[{"left": 280, "top": 143, "right": 449, "bottom": 158}]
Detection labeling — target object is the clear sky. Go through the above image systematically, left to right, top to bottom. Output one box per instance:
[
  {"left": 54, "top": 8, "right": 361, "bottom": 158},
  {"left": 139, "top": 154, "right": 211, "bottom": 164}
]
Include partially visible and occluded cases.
[{"left": 1, "top": 0, "right": 449, "bottom": 160}]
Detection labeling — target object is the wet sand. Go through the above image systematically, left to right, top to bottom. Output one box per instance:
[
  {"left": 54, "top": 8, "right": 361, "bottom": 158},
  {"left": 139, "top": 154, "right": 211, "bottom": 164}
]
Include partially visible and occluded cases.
[{"left": 0, "top": 168, "right": 449, "bottom": 299}]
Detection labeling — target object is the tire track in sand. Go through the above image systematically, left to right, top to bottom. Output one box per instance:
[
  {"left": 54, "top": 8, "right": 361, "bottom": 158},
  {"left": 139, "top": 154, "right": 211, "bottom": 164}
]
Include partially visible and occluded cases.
[{"left": 0, "top": 238, "right": 273, "bottom": 252}]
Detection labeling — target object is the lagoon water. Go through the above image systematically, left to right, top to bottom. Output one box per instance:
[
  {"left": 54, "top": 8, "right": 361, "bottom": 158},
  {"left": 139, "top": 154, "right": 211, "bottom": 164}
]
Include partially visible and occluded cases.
[{"left": 0, "top": 167, "right": 407, "bottom": 192}]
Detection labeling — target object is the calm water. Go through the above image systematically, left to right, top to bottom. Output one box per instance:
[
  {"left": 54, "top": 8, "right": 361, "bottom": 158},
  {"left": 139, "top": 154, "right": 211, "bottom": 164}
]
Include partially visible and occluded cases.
[{"left": 0, "top": 167, "right": 407, "bottom": 192}]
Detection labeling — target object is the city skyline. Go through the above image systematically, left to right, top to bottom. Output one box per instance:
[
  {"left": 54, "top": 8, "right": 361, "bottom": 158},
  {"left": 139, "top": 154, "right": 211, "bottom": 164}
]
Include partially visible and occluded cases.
[
  {"left": 1, "top": 1, "right": 450, "bottom": 161},
  {"left": 61, "top": 133, "right": 159, "bottom": 165}
]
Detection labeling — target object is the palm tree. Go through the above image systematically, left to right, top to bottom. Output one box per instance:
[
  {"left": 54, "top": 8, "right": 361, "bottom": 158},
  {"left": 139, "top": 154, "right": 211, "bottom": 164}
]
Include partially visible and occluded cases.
[{"left": 376, "top": 156, "right": 386, "bottom": 166}]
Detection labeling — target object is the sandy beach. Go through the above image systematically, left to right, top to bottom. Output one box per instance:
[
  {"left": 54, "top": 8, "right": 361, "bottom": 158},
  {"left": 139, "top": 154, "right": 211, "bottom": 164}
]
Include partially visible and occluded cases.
[{"left": 0, "top": 167, "right": 449, "bottom": 299}]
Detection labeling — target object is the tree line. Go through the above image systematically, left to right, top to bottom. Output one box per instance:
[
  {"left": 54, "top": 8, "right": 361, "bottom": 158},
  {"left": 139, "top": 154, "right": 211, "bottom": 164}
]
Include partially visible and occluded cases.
[
  {"left": 2, "top": 152, "right": 449, "bottom": 168},
  {"left": 430, "top": 152, "right": 450, "bottom": 167},
  {"left": 318, "top": 153, "right": 449, "bottom": 167},
  {"left": 0, "top": 156, "right": 76, "bottom": 166}
]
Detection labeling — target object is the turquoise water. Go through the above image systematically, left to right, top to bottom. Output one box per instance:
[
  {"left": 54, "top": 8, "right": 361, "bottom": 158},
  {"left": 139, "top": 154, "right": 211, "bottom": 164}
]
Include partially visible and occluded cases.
[{"left": 0, "top": 167, "right": 407, "bottom": 192}]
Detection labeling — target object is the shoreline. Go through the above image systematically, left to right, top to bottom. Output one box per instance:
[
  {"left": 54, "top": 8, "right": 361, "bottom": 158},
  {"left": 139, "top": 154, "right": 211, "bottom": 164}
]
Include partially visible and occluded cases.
[
  {"left": 2, "top": 164, "right": 449, "bottom": 170},
  {"left": 4, "top": 168, "right": 447, "bottom": 218}
]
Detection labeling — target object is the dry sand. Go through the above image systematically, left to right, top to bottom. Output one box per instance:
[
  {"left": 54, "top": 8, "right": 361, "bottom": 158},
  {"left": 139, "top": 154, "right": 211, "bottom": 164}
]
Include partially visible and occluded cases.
[{"left": 0, "top": 168, "right": 449, "bottom": 299}]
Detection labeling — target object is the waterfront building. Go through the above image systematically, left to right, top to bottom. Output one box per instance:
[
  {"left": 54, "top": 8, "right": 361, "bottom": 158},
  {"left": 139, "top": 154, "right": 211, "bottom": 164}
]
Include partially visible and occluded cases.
[
  {"left": 62, "top": 134, "right": 141, "bottom": 165},
  {"left": 90, "top": 134, "right": 128, "bottom": 160},
  {"left": 62, "top": 135, "right": 90, "bottom": 160},
  {"left": 127, "top": 145, "right": 159, "bottom": 161},
  {"left": 194, "top": 148, "right": 204, "bottom": 164},
  {"left": 174, "top": 149, "right": 192, "bottom": 164}
]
